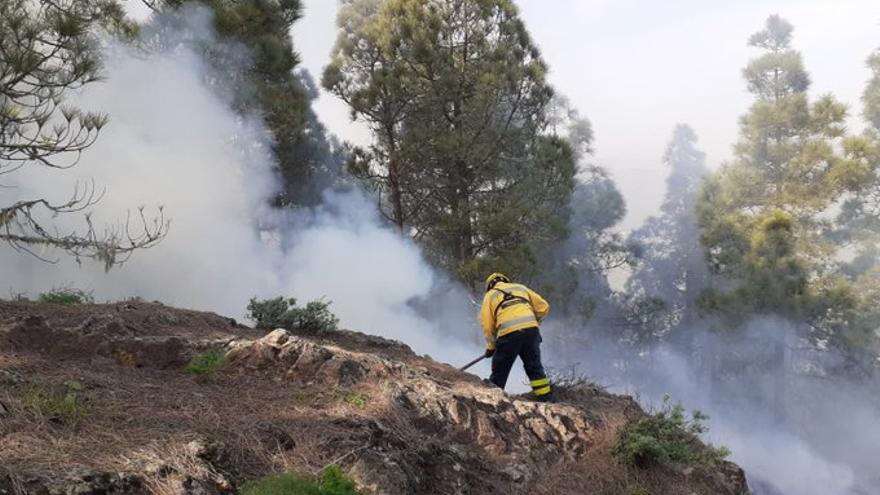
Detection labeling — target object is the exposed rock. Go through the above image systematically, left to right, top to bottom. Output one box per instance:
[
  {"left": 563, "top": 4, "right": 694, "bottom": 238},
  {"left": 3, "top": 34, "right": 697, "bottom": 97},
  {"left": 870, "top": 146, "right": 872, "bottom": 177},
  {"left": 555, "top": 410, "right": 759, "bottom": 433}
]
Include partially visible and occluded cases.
[
  {"left": 0, "top": 301, "right": 748, "bottom": 495},
  {"left": 74, "top": 314, "right": 133, "bottom": 337},
  {"left": 262, "top": 328, "right": 289, "bottom": 346},
  {"left": 223, "top": 330, "right": 747, "bottom": 494},
  {"left": 0, "top": 369, "right": 24, "bottom": 387},
  {"left": 0, "top": 471, "right": 145, "bottom": 495}
]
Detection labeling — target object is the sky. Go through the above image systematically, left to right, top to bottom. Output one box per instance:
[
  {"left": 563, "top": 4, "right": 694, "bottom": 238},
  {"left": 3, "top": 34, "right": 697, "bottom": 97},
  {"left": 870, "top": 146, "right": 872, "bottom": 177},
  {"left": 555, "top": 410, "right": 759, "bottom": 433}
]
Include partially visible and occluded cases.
[{"left": 291, "top": 0, "right": 880, "bottom": 230}]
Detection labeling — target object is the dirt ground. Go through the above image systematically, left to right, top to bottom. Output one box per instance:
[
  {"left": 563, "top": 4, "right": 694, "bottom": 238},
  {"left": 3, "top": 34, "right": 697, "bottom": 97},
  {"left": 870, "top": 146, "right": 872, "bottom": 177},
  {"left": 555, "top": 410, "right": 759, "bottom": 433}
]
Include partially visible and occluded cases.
[{"left": 0, "top": 301, "right": 748, "bottom": 495}]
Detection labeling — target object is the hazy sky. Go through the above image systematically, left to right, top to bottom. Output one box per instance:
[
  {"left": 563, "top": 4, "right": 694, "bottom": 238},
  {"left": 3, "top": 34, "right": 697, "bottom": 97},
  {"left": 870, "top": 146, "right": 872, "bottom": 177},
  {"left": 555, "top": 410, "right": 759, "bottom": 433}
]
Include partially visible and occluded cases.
[{"left": 292, "top": 0, "right": 880, "bottom": 230}]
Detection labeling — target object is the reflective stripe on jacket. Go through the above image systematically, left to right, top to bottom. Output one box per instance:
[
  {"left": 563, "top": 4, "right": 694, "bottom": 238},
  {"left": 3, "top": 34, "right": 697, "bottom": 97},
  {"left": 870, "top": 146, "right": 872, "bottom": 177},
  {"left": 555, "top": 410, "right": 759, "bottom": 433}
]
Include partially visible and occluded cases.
[{"left": 479, "top": 282, "right": 550, "bottom": 350}]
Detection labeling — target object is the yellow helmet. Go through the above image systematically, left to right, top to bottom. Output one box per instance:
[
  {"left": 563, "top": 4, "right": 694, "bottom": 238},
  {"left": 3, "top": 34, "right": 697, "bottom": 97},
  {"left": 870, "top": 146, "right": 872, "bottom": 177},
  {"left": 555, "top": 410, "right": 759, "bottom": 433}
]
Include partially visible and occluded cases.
[{"left": 485, "top": 272, "right": 510, "bottom": 291}]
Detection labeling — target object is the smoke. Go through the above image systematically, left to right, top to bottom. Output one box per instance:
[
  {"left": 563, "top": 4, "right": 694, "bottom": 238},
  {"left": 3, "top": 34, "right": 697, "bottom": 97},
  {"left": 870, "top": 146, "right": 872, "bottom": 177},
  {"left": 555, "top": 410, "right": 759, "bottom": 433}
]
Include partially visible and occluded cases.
[
  {"left": 0, "top": 7, "right": 479, "bottom": 368},
  {"left": 546, "top": 123, "right": 880, "bottom": 495},
  {"left": 278, "top": 190, "right": 478, "bottom": 360},
  {"left": 546, "top": 290, "right": 880, "bottom": 494}
]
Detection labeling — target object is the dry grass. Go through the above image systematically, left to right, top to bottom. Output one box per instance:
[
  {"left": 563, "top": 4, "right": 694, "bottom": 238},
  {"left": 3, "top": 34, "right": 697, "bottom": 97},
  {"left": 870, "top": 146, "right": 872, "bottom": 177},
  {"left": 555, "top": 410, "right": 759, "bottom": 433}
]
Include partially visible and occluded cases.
[
  {"left": 1, "top": 303, "right": 743, "bottom": 495},
  {"left": 0, "top": 349, "right": 385, "bottom": 482},
  {"left": 0, "top": 349, "right": 729, "bottom": 495},
  {"left": 0, "top": 363, "right": 724, "bottom": 495},
  {"left": 535, "top": 413, "right": 727, "bottom": 495},
  {"left": 133, "top": 440, "right": 228, "bottom": 495}
]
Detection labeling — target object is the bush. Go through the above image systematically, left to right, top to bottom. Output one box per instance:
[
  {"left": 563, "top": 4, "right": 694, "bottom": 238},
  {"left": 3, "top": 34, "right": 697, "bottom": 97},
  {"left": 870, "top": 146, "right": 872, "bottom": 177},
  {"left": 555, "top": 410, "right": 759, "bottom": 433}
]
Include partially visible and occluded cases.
[
  {"left": 38, "top": 287, "right": 94, "bottom": 304},
  {"left": 247, "top": 297, "right": 339, "bottom": 333},
  {"left": 185, "top": 350, "right": 225, "bottom": 375},
  {"left": 24, "top": 381, "right": 86, "bottom": 423},
  {"left": 337, "top": 391, "right": 369, "bottom": 409},
  {"left": 617, "top": 395, "right": 730, "bottom": 468},
  {"left": 242, "top": 466, "right": 359, "bottom": 495}
]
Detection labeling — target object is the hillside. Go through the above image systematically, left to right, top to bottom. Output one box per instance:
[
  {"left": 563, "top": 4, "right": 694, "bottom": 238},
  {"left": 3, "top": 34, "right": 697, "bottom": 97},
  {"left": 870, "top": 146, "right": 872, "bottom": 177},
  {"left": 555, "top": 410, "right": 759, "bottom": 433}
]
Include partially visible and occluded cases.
[{"left": 0, "top": 301, "right": 748, "bottom": 495}]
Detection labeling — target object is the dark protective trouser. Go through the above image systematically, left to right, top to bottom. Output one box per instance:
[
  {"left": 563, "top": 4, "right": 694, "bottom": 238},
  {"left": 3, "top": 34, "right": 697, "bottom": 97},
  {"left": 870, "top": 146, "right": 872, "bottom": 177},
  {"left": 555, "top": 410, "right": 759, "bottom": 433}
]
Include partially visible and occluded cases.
[{"left": 489, "top": 327, "right": 552, "bottom": 399}]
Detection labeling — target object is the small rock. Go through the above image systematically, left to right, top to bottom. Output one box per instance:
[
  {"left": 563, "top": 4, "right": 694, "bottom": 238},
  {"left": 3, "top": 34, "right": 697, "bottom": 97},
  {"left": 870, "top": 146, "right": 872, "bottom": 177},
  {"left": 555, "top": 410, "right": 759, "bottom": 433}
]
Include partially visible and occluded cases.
[
  {"left": 75, "top": 314, "right": 130, "bottom": 337},
  {"left": 263, "top": 329, "right": 290, "bottom": 347},
  {"left": 332, "top": 358, "right": 367, "bottom": 387},
  {"left": 0, "top": 369, "right": 24, "bottom": 386},
  {"left": 0, "top": 401, "right": 9, "bottom": 418},
  {"left": 501, "top": 465, "right": 527, "bottom": 482},
  {"left": 682, "top": 467, "right": 695, "bottom": 476},
  {"left": 41, "top": 470, "right": 144, "bottom": 495}
]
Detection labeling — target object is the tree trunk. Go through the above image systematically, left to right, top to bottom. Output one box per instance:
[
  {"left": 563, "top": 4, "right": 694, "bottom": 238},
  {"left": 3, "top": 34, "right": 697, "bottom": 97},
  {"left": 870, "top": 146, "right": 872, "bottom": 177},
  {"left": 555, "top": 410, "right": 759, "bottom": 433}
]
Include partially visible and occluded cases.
[
  {"left": 452, "top": 16, "right": 474, "bottom": 271},
  {"left": 385, "top": 127, "right": 404, "bottom": 234},
  {"left": 388, "top": 148, "right": 404, "bottom": 234},
  {"left": 455, "top": 158, "right": 473, "bottom": 263}
]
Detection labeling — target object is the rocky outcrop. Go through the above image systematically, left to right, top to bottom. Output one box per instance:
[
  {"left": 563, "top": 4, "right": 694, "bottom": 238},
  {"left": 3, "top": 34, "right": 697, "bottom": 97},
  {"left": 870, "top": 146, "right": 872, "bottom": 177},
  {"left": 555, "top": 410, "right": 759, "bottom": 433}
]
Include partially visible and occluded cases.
[
  {"left": 0, "top": 301, "right": 748, "bottom": 495},
  {"left": 224, "top": 328, "right": 745, "bottom": 494},
  {"left": 225, "top": 329, "right": 606, "bottom": 492},
  {"left": 0, "top": 439, "right": 232, "bottom": 495},
  {"left": 0, "top": 471, "right": 145, "bottom": 495}
]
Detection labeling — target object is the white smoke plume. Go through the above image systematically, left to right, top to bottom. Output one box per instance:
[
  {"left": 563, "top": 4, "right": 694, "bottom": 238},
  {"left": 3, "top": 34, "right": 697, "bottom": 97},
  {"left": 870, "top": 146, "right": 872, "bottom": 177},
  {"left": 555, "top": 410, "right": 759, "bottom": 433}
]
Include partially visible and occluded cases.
[
  {"left": 0, "top": 8, "right": 480, "bottom": 369},
  {"left": 546, "top": 307, "right": 880, "bottom": 494}
]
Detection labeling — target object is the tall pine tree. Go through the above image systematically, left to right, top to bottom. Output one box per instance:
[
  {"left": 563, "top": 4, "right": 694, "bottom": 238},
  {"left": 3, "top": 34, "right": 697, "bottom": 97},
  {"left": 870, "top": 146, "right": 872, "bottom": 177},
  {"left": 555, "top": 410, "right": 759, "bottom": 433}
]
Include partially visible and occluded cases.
[
  {"left": 142, "top": 0, "right": 339, "bottom": 206},
  {"left": 324, "top": 0, "right": 577, "bottom": 288},
  {"left": 698, "top": 15, "right": 861, "bottom": 344},
  {"left": 828, "top": 47, "right": 880, "bottom": 357},
  {"left": 529, "top": 97, "right": 630, "bottom": 322},
  {"left": 627, "top": 124, "right": 710, "bottom": 338}
]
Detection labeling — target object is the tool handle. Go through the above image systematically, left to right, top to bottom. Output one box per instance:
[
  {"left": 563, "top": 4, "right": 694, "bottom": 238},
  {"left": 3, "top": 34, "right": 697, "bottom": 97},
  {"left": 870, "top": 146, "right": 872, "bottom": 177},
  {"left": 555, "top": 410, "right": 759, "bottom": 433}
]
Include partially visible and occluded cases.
[{"left": 458, "top": 354, "right": 486, "bottom": 372}]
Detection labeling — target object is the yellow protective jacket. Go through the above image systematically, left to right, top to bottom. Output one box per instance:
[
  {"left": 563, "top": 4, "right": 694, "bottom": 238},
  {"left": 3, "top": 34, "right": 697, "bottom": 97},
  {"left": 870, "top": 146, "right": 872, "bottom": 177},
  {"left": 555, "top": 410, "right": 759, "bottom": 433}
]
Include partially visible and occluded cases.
[{"left": 480, "top": 281, "right": 550, "bottom": 350}]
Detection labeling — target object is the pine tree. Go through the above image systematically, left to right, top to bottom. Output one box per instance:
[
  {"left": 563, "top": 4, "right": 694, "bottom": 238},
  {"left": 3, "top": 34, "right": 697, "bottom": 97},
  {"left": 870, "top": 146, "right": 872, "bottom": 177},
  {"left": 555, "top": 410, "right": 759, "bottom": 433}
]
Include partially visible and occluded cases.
[
  {"left": 0, "top": 0, "right": 166, "bottom": 268},
  {"left": 143, "top": 0, "right": 334, "bottom": 206},
  {"left": 322, "top": 0, "right": 425, "bottom": 231},
  {"left": 324, "top": 0, "right": 578, "bottom": 287},
  {"left": 692, "top": 15, "right": 878, "bottom": 370},
  {"left": 698, "top": 15, "right": 858, "bottom": 329},
  {"left": 826, "top": 47, "right": 880, "bottom": 357},
  {"left": 835, "top": 49, "right": 880, "bottom": 239},
  {"left": 863, "top": 50, "right": 880, "bottom": 131},
  {"left": 627, "top": 125, "right": 710, "bottom": 337},
  {"left": 536, "top": 169, "right": 629, "bottom": 321}
]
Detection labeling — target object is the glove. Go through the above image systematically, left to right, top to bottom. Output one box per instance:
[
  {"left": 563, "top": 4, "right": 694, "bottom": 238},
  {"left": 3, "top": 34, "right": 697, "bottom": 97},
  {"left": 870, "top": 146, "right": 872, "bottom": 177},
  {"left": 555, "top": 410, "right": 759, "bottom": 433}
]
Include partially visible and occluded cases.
[{"left": 484, "top": 348, "right": 495, "bottom": 358}]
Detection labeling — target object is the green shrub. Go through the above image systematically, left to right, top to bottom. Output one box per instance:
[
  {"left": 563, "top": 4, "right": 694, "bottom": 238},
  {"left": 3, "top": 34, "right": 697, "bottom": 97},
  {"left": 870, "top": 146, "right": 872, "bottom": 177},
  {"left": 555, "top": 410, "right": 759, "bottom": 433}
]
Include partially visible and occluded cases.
[
  {"left": 38, "top": 287, "right": 94, "bottom": 304},
  {"left": 247, "top": 297, "right": 339, "bottom": 333},
  {"left": 247, "top": 297, "right": 290, "bottom": 327},
  {"left": 155, "top": 311, "right": 181, "bottom": 325},
  {"left": 185, "top": 350, "right": 226, "bottom": 375},
  {"left": 63, "top": 380, "right": 84, "bottom": 391},
  {"left": 24, "top": 382, "right": 86, "bottom": 423},
  {"left": 337, "top": 391, "right": 369, "bottom": 409},
  {"left": 617, "top": 395, "right": 730, "bottom": 468},
  {"left": 242, "top": 466, "right": 359, "bottom": 495}
]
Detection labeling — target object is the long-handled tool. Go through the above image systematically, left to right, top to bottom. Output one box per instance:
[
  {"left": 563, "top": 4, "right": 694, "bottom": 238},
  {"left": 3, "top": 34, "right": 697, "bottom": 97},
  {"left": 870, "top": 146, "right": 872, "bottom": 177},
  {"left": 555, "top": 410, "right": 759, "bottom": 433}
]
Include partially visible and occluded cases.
[{"left": 459, "top": 354, "right": 486, "bottom": 372}]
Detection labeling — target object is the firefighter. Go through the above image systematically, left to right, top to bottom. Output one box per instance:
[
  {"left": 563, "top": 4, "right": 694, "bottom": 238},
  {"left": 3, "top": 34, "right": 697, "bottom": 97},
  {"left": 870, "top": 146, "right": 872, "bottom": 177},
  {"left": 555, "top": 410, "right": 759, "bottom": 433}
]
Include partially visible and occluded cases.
[{"left": 479, "top": 272, "right": 552, "bottom": 401}]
